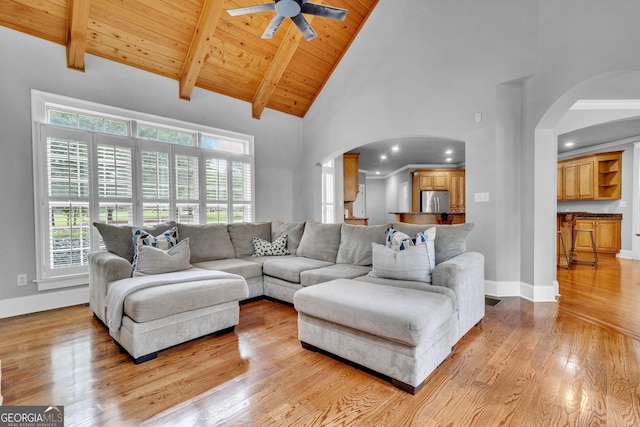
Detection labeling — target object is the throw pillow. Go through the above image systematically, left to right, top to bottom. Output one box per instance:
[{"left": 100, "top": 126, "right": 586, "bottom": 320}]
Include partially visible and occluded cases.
[
  {"left": 93, "top": 221, "right": 177, "bottom": 262},
  {"left": 132, "top": 226, "right": 179, "bottom": 270},
  {"left": 414, "top": 227, "right": 437, "bottom": 272},
  {"left": 385, "top": 228, "right": 414, "bottom": 251},
  {"left": 252, "top": 234, "right": 290, "bottom": 257},
  {"left": 133, "top": 238, "right": 191, "bottom": 276},
  {"left": 369, "top": 243, "right": 432, "bottom": 283}
]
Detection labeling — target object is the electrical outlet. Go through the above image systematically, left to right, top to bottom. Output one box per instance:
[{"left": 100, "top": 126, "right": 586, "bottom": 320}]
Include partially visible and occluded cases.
[
  {"left": 620, "top": 201, "right": 626, "bottom": 208},
  {"left": 17, "top": 274, "right": 28, "bottom": 287}
]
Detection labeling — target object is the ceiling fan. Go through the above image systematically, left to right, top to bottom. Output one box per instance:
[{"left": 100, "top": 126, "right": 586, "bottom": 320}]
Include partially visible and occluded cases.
[{"left": 227, "top": 0, "right": 348, "bottom": 41}]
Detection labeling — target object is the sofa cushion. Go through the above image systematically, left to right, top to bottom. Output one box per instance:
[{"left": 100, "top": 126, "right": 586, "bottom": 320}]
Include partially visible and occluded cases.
[
  {"left": 271, "top": 220, "right": 305, "bottom": 254},
  {"left": 93, "top": 221, "right": 176, "bottom": 262},
  {"left": 296, "top": 221, "right": 342, "bottom": 262},
  {"left": 228, "top": 222, "right": 271, "bottom": 258},
  {"left": 177, "top": 223, "right": 236, "bottom": 262},
  {"left": 336, "top": 223, "right": 389, "bottom": 266},
  {"left": 392, "top": 223, "right": 474, "bottom": 265},
  {"left": 252, "top": 234, "right": 290, "bottom": 256},
  {"left": 133, "top": 238, "right": 191, "bottom": 276},
  {"left": 369, "top": 243, "right": 432, "bottom": 283},
  {"left": 263, "top": 256, "right": 333, "bottom": 283},
  {"left": 192, "top": 258, "right": 263, "bottom": 279},
  {"left": 300, "top": 264, "right": 371, "bottom": 286},
  {"left": 123, "top": 275, "right": 248, "bottom": 323},
  {"left": 354, "top": 275, "right": 458, "bottom": 310},
  {"left": 293, "top": 279, "right": 455, "bottom": 347}
]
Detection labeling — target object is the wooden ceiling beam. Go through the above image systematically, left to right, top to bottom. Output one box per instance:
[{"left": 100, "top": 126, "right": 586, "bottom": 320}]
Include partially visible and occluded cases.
[
  {"left": 66, "top": 0, "right": 91, "bottom": 71},
  {"left": 179, "top": 0, "right": 226, "bottom": 101},
  {"left": 252, "top": 13, "right": 319, "bottom": 120}
]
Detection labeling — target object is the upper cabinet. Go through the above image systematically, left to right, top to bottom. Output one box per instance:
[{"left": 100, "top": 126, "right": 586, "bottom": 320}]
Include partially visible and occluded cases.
[
  {"left": 557, "top": 151, "right": 622, "bottom": 201},
  {"left": 343, "top": 153, "right": 359, "bottom": 203},
  {"left": 411, "top": 169, "right": 465, "bottom": 212}
]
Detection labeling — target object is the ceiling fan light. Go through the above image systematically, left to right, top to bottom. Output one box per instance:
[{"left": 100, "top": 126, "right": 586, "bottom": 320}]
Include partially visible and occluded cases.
[{"left": 275, "top": 0, "right": 302, "bottom": 17}]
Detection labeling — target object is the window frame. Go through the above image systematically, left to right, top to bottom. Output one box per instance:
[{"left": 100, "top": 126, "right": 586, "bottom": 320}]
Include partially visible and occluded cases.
[{"left": 31, "top": 90, "right": 254, "bottom": 290}]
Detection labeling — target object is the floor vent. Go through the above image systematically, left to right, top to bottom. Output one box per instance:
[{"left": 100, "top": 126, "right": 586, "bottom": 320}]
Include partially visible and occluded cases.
[{"left": 485, "top": 297, "right": 503, "bottom": 307}]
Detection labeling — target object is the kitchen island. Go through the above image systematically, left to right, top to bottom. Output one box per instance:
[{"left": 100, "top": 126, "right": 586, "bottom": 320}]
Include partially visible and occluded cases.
[{"left": 392, "top": 212, "right": 466, "bottom": 225}]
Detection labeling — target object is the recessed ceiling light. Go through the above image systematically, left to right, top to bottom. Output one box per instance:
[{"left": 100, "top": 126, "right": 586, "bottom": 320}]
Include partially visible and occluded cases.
[
  {"left": 564, "top": 142, "right": 575, "bottom": 147},
  {"left": 392, "top": 146, "right": 399, "bottom": 152},
  {"left": 445, "top": 149, "right": 453, "bottom": 155},
  {"left": 380, "top": 155, "right": 387, "bottom": 160},
  {"left": 446, "top": 158, "right": 452, "bottom": 162},
  {"left": 376, "top": 171, "right": 380, "bottom": 175}
]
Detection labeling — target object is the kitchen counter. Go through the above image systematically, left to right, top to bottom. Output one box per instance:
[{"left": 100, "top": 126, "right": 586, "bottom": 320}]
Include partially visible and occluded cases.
[
  {"left": 392, "top": 212, "right": 466, "bottom": 225},
  {"left": 557, "top": 212, "right": 622, "bottom": 220}
]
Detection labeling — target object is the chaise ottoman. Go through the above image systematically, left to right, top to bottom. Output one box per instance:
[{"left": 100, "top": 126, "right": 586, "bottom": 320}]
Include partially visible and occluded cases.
[
  {"left": 105, "top": 270, "right": 249, "bottom": 363},
  {"left": 293, "top": 278, "right": 459, "bottom": 394}
]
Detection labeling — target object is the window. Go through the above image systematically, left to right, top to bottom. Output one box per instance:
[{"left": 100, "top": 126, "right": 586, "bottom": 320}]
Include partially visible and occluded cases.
[
  {"left": 32, "top": 91, "right": 254, "bottom": 290},
  {"left": 321, "top": 160, "right": 335, "bottom": 223}
]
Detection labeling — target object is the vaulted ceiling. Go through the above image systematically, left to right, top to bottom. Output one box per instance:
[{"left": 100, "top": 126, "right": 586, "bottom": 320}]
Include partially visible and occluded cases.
[{"left": 1, "top": 0, "right": 378, "bottom": 118}]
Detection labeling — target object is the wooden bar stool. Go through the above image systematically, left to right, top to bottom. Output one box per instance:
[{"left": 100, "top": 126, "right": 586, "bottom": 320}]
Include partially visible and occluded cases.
[
  {"left": 570, "top": 229, "right": 598, "bottom": 266},
  {"left": 557, "top": 231, "right": 570, "bottom": 269}
]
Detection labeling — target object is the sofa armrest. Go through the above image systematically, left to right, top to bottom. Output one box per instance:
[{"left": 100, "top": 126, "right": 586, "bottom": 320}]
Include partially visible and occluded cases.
[
  {"left": 89, "top": 251, "right": 132, "bottom": 324},
  {"left": 432, "top": 251, "right": 485, "bottom": 339}
]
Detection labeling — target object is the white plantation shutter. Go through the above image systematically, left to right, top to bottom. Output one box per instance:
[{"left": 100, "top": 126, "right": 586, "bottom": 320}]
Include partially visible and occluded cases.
[
  {"left": 42, "top": 126, "right": 92, "bottom": 277},
  {"left": 96, "top": 136, "right": 134, "bottom": 228},
  {"left": 140, "top": 144, "right": 171, "bottom": 226},
  {"left": 174, "top": 151, "right": 199, "bottom": 224},
  {"left": 205, "top": 157, "right": 228, "bottom": 223},
  {"left": 231, "top": 160, "right": 252, "bottom": 222},
  {"left": 322, "top": 160, "right": 335, "bottom": 223}
]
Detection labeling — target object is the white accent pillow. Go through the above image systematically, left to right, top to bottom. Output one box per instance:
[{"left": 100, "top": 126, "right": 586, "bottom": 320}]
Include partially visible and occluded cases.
[
  {"left": 133, "top": 238, "right": 192, "bottom": 276},
  {"left": 369, "top": 243, "right": 432, "bottom": 283}
]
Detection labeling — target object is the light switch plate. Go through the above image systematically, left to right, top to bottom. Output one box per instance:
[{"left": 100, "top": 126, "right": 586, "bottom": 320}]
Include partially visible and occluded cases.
[{"left": 474, "top": 192, "right": 490, "bottom": 203}]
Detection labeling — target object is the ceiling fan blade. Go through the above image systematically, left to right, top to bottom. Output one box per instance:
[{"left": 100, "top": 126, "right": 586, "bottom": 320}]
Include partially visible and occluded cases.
[
  {"left": 301, "top": 3, "right": 348, "bottom": 21},
  {"left": 227, "top": 4, "right": 275, "bottom": 16},
  {"left": 262, "top": 13, "right": 286, "bottom": 39},
  {"left": 291, "top": 14, "right": 317, "bottom": 41}
]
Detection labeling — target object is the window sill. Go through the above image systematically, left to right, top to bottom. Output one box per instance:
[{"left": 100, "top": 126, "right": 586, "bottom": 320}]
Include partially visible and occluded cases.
[{"left": 36, "top": 273, "right": 89, "bottom": 291}]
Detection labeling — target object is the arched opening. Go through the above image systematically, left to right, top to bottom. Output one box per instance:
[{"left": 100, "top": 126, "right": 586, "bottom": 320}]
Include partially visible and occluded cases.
[{"left": 533, "top": 71, "right": 640, "bottom": 298}]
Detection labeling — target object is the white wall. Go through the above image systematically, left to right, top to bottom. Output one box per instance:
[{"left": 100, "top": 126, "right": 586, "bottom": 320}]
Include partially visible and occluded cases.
[
  {"left": 303, "top": 0, "right": 538, "bottom": 283},
  {"left": 524, "top": 0, "right": 640, "bottom": 296},
  {"left": 0, "top": 26, "right": 303, "bottom": 303},
  {"left": 364, "top": 178, "right": 387, "bottom": 226}
]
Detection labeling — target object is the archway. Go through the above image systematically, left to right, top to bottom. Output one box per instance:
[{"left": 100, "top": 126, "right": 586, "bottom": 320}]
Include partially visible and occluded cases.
[{"left": 533, "top": 71, "right": 640, "bottom": 296}]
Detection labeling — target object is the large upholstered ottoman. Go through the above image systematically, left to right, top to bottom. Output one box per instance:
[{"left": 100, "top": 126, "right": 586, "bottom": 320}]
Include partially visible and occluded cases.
[
  {"left": 106, "top": 270, "right": 249, "bottom": 363},
  {"left": 293, "top": 279, "right": 458, "bottom": 394}
]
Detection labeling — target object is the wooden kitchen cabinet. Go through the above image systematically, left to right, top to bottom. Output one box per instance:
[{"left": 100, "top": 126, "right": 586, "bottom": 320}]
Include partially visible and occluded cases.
[
  {"left": 557, "top": 151, "right": 622, "bottom": 201},
  {"left": 343, "top": 153, "right": 359, "bottom": 202},
  {"left": 562, "top": 159, "right": 594, "bottom": 200},
  {"left": 411, "top": 169, "right": 465, "bottom": 212},
  {"left": 449, "top": 170, "right": 465, "bottom": 213},
  {"left": 419, "top": 172, "right": 449, "bottom": 190},
  {"left": 572, "top": 218, "right": 621, "bottom": 254}
]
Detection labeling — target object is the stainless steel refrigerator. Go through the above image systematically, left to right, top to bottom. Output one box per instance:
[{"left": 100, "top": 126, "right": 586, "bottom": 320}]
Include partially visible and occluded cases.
[{"left": 421, "top": 190, "right": 450, "bottom": 213}]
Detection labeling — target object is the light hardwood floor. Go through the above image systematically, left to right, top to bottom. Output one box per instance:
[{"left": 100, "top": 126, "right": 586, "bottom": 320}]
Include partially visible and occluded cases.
[{"left": 1, "top": 255, "right": 639, "bottom": 426}]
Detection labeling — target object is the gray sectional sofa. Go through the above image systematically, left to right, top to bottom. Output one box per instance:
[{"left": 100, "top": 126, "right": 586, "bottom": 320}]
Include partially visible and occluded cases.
[{"left": 89, "top": 219, "right": 484, "bottom": 392}]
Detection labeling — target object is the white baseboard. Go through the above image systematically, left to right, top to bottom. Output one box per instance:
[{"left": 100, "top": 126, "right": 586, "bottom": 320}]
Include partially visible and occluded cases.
[
  {"left": 617, "top": 250, "right": 636, "bottom": 260},
  {"left": 485, "top": 280, "right": 557, "bottom": 302},
  {"left": 0, "top": 286, "right": 89, "bottom": 319}
]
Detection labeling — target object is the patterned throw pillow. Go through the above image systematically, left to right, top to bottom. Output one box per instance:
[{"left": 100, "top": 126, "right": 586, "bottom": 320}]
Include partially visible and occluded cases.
[
  {"left": 132, "top": 227, "right": 178, "bottom": 270},
  {"left": 385, "top": 228, "right": 414, "bottom": 251},
  {"left": 414, "top": 228, "right": 437, "bottom": 271},
  {"left": 252, "top": 234, "right": 290, "bottom": 257}
]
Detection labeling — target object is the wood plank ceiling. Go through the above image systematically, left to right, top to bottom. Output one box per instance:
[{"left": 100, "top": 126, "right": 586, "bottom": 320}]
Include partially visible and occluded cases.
[{"left": 0, "top": 0, "right": 378, "bottom": 118}]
